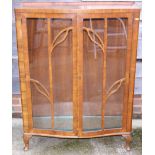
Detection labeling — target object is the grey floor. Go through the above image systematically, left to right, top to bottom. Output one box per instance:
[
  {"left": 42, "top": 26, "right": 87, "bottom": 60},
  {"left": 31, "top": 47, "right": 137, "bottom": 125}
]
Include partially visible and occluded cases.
[{"left": 12, "top": 118, "right": 142, "bottom": 155}]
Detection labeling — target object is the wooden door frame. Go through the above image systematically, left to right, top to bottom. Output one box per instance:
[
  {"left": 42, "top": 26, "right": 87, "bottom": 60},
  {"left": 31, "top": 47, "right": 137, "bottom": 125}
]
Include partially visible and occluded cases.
[
  {"left": 77, "top": 12, "right": 134, "bottom": 137},
  {"left": 18, "top": 13, "right": 78, "bottom": 137}
]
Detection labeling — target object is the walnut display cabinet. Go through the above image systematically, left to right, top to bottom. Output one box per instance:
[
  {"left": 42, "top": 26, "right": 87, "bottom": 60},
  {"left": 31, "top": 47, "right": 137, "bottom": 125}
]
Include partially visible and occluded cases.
[{"left": 15, "top": 2, "right": 140, "bottom": 151}]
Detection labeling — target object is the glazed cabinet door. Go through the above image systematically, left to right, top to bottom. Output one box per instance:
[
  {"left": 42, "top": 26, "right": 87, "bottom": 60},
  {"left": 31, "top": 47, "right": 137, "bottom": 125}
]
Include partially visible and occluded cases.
[
  {"left": 22, "top": 14, "right": 77, "bottom": 135},
  {"left": 77, "top": 14, "right": 133, "bottom": 136}
]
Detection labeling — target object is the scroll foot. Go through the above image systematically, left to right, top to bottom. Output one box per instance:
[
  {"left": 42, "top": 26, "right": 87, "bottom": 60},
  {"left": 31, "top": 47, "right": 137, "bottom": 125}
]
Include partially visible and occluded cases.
[
  {"left": 23, "top": 134, "right": 32, "bottom": 151},
  {"left": 122, "top": 134, "right": 132, "bottom": 151}
]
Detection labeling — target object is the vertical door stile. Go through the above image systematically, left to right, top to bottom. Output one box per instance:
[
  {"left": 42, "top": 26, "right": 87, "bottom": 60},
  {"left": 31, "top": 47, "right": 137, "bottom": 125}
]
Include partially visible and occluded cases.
[
  {"left": 72, "top": 15, "right": 78, "bottom": 134},
  {"left": 77, "top": 15, "right": 83, "bottom": 136},
  {"left": 122, "top": 15, "right": 133, "bottom": 131},
  {"left": 22, "top": 17, "right": 33, "bottom": 129},
  {"left": 48, "top": 18, "right": 54, "bottom": 129},
  {"left": 102, "top": 18, "right": 107, "bottom": 129}
]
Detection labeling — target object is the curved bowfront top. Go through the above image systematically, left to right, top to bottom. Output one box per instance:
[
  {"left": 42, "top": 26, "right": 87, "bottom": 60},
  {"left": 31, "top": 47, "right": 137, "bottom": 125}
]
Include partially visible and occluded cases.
[{"left": 15, "top": 2, "right": 141, "bottom": 14}]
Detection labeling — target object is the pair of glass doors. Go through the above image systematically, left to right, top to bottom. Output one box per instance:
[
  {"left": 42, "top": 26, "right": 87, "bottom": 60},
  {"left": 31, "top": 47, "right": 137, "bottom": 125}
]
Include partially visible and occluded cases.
[{"left": 25, "top": 14, "right": 131, "bottom": 135}]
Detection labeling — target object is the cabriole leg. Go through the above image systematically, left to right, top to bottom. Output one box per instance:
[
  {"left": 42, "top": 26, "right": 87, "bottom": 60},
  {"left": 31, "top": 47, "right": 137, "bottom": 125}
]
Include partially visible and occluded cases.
[
  {"left": 23, "top": 134, "right": 32, "bottom": 151},
  {"left": 122, "top": 134, "right": 132, "bottom": 151}
]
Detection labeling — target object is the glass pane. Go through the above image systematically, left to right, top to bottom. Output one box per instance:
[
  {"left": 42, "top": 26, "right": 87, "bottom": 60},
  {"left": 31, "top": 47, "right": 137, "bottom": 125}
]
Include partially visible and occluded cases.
[
  {"left": 27, "top": 18, "right": 51, "bottom": 129},
  {"left": 27, "top": 18, "right": 73, "bottom": 131},
  {"left": 105, "top": 18, "right": 128, "bottom": 129},
  {"left": 51, "top": 19, "right": 73, "bottom": 131},
  {"left": 83, "top": 19, "right": 104, "bottom": 131}
]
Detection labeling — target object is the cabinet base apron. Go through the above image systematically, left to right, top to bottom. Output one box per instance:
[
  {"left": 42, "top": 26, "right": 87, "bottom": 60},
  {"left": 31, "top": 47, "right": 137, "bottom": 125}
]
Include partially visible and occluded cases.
[{"left": 23, "top": 131, "right": 132, "bottom": 151}]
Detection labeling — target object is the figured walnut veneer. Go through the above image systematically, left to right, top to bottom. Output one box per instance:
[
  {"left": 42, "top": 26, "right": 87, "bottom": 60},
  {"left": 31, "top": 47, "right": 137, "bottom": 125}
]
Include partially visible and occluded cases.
[{"left": 15, "top": 1, "right": 140, "bottom": 151}]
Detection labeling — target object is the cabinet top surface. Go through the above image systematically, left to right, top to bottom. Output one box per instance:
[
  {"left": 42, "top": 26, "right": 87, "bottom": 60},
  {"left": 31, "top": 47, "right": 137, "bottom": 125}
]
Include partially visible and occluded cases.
[{"left": 15, "top": 2, "right": 141, "bottom": 14}]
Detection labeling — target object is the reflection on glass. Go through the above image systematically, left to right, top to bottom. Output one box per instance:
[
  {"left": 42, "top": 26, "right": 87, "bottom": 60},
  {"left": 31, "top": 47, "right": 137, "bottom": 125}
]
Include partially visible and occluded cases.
[
  {"left": 27, "top": 18, "right": 73, "bottom": 131},
  {"left": 83, "top": 18, "right": 104, "bottom": 131},
  {"left": 105, "top": 18, "right": 128, "bottom": 129}
]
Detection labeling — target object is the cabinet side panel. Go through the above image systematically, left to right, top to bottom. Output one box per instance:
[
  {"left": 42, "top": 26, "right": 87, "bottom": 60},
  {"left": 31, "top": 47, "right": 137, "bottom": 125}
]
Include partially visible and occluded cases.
[
  {"left": 127, "top": 12, "right": 140, "bottom": 132},
  {"left": 15, "top": 14, "right": 29, "bottom": 132}
]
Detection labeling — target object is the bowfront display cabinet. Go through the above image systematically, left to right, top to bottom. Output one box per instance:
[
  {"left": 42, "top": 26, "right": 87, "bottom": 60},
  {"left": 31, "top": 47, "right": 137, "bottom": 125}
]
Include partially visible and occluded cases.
[{"left": 15, "top": 2, "right": 140, "bottom": 151}]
